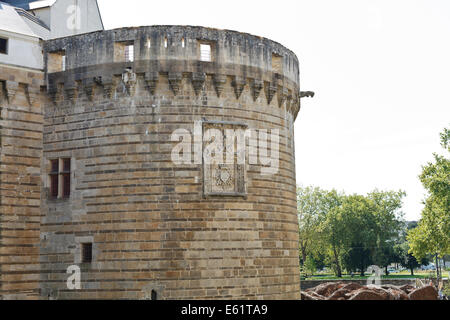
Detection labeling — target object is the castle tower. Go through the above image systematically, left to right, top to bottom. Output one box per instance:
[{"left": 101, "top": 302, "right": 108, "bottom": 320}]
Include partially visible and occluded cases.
[{"left": 40, "top": 25, "right": 301, "bottom": 299}]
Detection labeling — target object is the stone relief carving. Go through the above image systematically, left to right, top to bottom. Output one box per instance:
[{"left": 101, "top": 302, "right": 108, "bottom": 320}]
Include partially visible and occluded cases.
[{"left": 203, "top": 122, "right": 247, "bottom": 197}]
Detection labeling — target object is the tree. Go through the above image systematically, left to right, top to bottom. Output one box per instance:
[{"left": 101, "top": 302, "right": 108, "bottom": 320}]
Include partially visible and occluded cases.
[
  {"left": 408, "top": 127, "right": 450, "bottom": 279},
  {"left": 297, "top": 186, "right": 328, "bottom": 265},
  {"left": 318, "top": 190, "right": 346, "bottom": 277},
  {"left": 369, "top": 190, "right": 406, "bottom": 275},
  {"left": 338, "top": 194, "right": 378, "bottom": 276},
  {"left": 396, "top": 242, "right": 429, "bottom": 276},
  {"left": 343, "top": 244, "right": 373, "bottom": 276},
  {"left": 304, "top": 254, "right": 317, "bottom": 277}
]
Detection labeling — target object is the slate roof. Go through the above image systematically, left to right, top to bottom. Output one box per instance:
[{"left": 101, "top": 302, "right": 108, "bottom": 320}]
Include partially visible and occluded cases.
[
  {"left": 1, "top": 0, "right": 56, "bottom": 10},
  {"left": 0, "top": 1, "right": 49, "bottom": 38}
]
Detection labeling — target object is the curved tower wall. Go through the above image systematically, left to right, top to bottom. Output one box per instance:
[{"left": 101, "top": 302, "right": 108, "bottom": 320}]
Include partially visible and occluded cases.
[{"left": 41, "top": 26, "right": 301, "bottom": 299}]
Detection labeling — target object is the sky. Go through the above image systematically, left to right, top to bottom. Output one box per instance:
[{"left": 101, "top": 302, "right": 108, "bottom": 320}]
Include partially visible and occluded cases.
[{"left": 97, "top": 0, "right": 450, "bottom": 221}]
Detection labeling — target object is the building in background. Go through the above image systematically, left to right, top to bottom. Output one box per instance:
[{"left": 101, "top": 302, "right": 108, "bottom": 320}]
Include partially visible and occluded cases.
[{"left": 0, "top": 0, "right": 103, "bottom": 300}]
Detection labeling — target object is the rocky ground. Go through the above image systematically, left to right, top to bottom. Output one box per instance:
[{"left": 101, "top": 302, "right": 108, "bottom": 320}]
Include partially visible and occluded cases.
[{"left": 301, "top": 282, "right": 439, "bottom": 300}]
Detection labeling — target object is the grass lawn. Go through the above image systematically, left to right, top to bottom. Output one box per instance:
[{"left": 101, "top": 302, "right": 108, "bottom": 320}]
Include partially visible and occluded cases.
[{"left": 305, "top": 270, "right": 438, "bottom": 281}]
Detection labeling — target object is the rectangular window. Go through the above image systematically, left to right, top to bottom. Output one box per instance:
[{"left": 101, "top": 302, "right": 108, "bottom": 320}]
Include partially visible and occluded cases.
[
  {"left": 0, "top": 37, "right": 8, "bottom": 54},
  {"left": 114, "top": 41, "right": 134, "bottom": 63},
  {"left": 200, "top": 43, "right": 211, "bottom": 62},
  {"left": 125, "top": 45, "right": 134, "bottom": 62},
  {"left": 48, "top": 51, "right": 66, "bottom": 73},
  {"left": 62, "top": 55, "right": 66, "bottom": 71},
  {"left": 49, "top": 158, "right": 71, "bottom": 199},
  {"left": 61, "top": 158, "right": 71, "bottom": 198},
  {"left": 49, "top": 159, "right": 59, "bottom": 199},
  {"left": 81, "top": 243, "right": 93, "bottom": 263}
]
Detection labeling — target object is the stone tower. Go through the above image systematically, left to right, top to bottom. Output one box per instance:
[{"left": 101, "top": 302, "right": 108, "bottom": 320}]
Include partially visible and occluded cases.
[{"left": 3, "top": 25, "right": 302, "bottom": 299}]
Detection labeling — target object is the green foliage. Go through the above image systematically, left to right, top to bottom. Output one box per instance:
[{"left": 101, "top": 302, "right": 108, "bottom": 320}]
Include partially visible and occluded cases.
[
  {"left": 408, "top": 126, "right": 450, "bottom": 261},
  {"left": 297, "top": 186, "right": 406, "bottom": 277},
  {"left": 297, "top": 186, "right": 334, "bottom": 265},
  {"left": 395, "top": 241, "right": 429, "bottom": 275},
  {"left": 304, "top": 255, "right": 317, "bottom": 276}
]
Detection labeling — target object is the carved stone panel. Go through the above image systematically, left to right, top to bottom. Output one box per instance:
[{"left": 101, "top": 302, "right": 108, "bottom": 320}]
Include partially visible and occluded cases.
[{"left": 203, "top": 121, "right": 247, "bottom": 197}]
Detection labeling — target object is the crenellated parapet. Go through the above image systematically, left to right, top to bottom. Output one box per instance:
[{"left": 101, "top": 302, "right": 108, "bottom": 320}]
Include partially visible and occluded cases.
[{"left": 43, "top": 25, "right": 302, "bottom": 118}]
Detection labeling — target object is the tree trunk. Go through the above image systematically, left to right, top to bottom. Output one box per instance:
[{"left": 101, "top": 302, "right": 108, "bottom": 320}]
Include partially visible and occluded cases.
[
  {"left": 300, "top": 242, "right": 307, "bottom": 266},
  {"left": 333, "top": 246, "right": 342, "bottom": 278},
  {"left": 435, "top": 253, "right": 441, "bottom": 283},
  {"left": 435, "top": 254, "right": 440, "bottom": 281},
  {"left": 385, "top": 265, "right": 389, "bottom": 276},
  {"left": 410, "top": 267, "right": 414, "bottom": 276}
]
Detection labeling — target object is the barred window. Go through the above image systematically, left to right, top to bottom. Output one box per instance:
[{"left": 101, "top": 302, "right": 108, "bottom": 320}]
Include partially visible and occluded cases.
[
  {"left": 199, "top": 43, "right": 211, "bottom": 62},
  {"left": 125, "top": 45, "right": 134, "bottom": 62}
]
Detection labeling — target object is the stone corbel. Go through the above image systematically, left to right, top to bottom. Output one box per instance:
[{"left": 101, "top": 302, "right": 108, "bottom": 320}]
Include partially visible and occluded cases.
[
  {"left": 144, "top": 72, "right": 159, "bottom": 95},
  {"left": 168, "top": 72, "right": 182, "bottom": 96},
  {"left": 192, "top": 72, "right": 206, "bottom": 96},
  {"left": 213, "top": 74, "right": 227, "bottom": 98},
  {"left": 102, "top": 76, "right": 116, "bottom": 99},
  {"left": 232, "top": 76, "right": 246, "bottom": 99},
  {"left": 83, "top": 78, "right": 96, "bottom": 101},
  {"left": 250, "top": 79, "right": 263, "bottom": 102},
  {"left": 47, "top": 80, "right": 60, "bottom": 105},
  {"left": 0, "top": 81, "right": 5, "bottom": 104},
  {"left": 5, "top": 81, "right": 19, "bottom": 104},
  {"left": 64, "top": 81, "right": 78, "bottom": 103},
  {"left": 265, "top": 82, "right": 277, "bottom": 105},
  {"left": 26, "top": 84, "right": 40, "bottom": 106},
  {"left": 278, "top": 86, "right": 289, "bottom": 108},
  {"left": 285, "top": 91, "right": 293, "bottom": 113}
]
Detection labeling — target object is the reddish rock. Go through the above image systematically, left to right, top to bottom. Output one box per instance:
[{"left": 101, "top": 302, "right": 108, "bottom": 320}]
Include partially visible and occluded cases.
[
  {"left": 314, "top": 282, "right": 345, "bottom": 297},
  {"left": 342, "top": 283, "right": 363, "bottom": 292},
  {"left": 399, "top": 284, "right": 416, "bottom": 294},
  {"left": 364, "top": 285, "right": 393, "bottom": 300},
  {"left": 408, "top": 285, "right": 438, "bottom": 300},
  {"left": 327, "top": 288, "right": 351, "bottom": 300},
  {"left": 387, "top": 288, "right": 410, "bottom": 300},
  {"left": 349, "top": 289, "right": 389, "bottom": 300},
  {"left": 301, "top": 292, "right": 323, "bottom": 300},
  {"left": 310, "top": 292, "right": 326, "bottom": 300}
]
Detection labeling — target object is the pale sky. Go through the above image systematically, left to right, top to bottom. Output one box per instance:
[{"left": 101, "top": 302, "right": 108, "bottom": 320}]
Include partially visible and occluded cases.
[{"left": 98, "top": 0, "right": 450, "bottom": 221}]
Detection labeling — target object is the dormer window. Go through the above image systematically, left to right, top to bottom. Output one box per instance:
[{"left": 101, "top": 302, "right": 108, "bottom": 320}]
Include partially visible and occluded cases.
[{"left": 0, "top": 37, "right": 8, "bottom": 55}]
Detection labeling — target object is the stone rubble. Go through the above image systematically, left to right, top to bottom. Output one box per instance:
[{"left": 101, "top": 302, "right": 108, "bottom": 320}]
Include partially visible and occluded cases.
[{"left": 301, "top": 282, "right": 438, "bottom": 300}]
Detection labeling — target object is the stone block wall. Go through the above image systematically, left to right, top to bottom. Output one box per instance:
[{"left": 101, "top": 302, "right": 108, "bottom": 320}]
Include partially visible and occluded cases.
[
  {"left": 1, "top": 25, "right": 303, "bottom": 300},
  {"left": 0, "top": 65, "right": 44, "bottom": 300}
]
